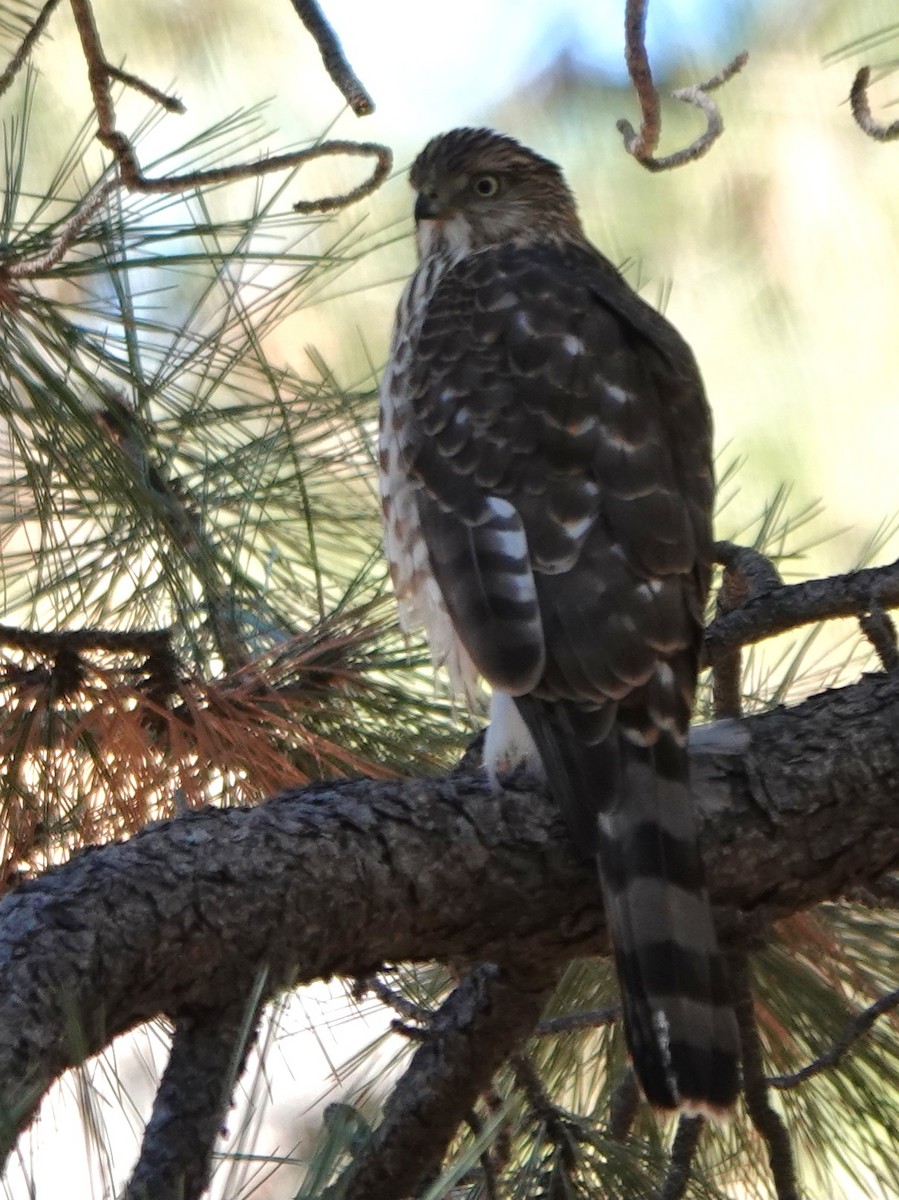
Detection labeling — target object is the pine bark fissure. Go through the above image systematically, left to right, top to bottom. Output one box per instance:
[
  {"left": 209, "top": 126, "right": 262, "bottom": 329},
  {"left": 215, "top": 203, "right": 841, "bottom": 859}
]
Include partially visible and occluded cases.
[{"left": 0, "top": 671, "right": 897, "bottom": 1163}]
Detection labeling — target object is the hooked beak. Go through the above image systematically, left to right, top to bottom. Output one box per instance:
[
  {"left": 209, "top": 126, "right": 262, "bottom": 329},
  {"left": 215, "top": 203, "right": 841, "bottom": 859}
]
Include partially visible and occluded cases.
[{"left": 414, "top": 191, "right": 442, "bottom": 222}]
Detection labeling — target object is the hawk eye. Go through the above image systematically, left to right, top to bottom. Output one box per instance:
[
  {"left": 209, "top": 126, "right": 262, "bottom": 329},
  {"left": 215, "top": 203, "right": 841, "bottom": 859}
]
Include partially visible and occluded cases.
[{"left": 473, "top": 174, "right": 500, "bottom": 197}]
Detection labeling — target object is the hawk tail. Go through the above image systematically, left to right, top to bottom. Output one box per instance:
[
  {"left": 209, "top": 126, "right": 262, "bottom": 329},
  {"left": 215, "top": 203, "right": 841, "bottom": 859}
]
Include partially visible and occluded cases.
[{"left": 514, "top": 697, "right": 740, "bottom": 1113}]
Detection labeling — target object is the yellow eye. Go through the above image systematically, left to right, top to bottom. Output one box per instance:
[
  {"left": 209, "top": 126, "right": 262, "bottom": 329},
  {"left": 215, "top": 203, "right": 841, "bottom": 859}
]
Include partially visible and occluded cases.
[{"left": 473, "top": 175, "right": 500, "bottom": 197}]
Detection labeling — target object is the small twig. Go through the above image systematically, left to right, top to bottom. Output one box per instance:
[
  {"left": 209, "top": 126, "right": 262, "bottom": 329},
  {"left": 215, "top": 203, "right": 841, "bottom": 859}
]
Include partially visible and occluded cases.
[
  {"left": 0, "top": 0, "right": 63, "bottom": 99},
  {"left": 69, "top": 0, "right": 390, "bottom": 208},
  {"left": 69, "top": 0, "right": 182, "bottom": 117},
  {"left": 287, "top": 0, "right": 374, "bottom": 116},
  {"left": 617, "top": 0, "right": 747, "bottom": 170},
  {"left": 619, "top": 0, "right": 660, "bottom": 159},
  {"left": 106, "top": 64, "right": 185, "bottom": 113},
  {"left": 850, "top": 67, "right": 899, "bottom": 143},
  {"left": 101, "top": 125, "right": 391, "bottom": 209},
  {"left": 100, "top": 128, "right": 391, "bottom": 209},
  {"left": 291, "top": 141, "right": 392, "bottom": 212},
  {"left": 5, "top": 177, "right": 118, "bottom": 279},
  {"left": 714, "top": 541, "right": 784, "bottom": 596},
  {"left": 710, "top": 542, "right": 783, "bottom": 718},
  {"left": 703, "top": 557, "right": 899, "bottom": 664},
  {"left": 859, "top": 601, "right": 899, "bottom": 671},
  {"left": 0, "top": 623, "right": 173, "bottom": 659},
  {"left": 729, "top": 953, "right": 800, "bottom": 1200},
  {"left": 339, "top": 963, "right": 556, "bottom": 1200},
  {"left": 362, "top": 975, "right": 435, "bottom": 1025},
  {"left": 122, "top": 984, "right": 267, "bottom": 1200},
  {"left": 768, "top": 984, "right": 899, "bottom": 1090},
  {"left": 535, "top": 1004, "right": 620, "bottom": 1036},
  {"left": 389, "top": 1020, "right": 428, "bottom": 1042},
  {"left": 512, "top": 1053, "right": 582, "bottom": 1183},
  {"left": 511, "top": 1054, "right": 557, "bottom": 1122},
  {"left": 607, "top": 1068, "right": 640, "bottom": 1141},
  {"left": 484, "top": 1085, "right": 512, "bottom": 1177},
  {"left": 462, "top": 1108, "right": 499, "bottom": 1200},
  {"left": 656, "top": 1114, "right": 704, "bottom": 1200}
]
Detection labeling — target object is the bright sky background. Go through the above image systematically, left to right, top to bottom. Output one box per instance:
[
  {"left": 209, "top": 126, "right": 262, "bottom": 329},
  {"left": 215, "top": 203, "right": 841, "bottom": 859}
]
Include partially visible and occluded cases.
[{"left": 323, "top": 0, "right": 751, "bottom": 141}]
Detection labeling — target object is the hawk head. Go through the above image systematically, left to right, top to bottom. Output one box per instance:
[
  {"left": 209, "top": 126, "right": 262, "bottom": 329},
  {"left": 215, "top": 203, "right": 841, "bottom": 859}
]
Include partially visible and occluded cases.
[{"left": 409, "top": 127, "right": 584, "bottom": 261}]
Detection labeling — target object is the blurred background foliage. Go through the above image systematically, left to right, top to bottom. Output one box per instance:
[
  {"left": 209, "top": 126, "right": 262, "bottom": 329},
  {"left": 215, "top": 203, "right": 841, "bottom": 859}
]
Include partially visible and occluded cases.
[{"left": 1, "top": 0, "right": 899, "bottom": 1196}]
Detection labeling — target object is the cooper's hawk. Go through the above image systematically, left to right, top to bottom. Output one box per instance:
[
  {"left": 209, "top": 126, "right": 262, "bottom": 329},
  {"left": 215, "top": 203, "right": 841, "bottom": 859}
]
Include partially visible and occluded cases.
[{"left": 380, "top": 127, "right": 739, "bottom": 1112}]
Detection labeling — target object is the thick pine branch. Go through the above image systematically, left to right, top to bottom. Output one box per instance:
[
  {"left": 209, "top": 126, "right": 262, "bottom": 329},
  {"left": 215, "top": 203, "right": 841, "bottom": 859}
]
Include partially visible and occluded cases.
[{"left": 0, "top": 670, "right": 898, "bottom": 1192}]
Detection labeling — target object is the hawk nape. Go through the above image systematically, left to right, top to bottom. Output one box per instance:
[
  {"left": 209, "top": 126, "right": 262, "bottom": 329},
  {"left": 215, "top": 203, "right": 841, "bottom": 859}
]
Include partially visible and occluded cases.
[{"left": 379, "top": 126, "right": 739, "bottom": 1113}]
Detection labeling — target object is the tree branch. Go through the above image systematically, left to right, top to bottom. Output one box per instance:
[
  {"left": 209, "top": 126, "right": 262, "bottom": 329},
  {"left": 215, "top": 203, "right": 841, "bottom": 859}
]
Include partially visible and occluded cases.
[
  {"left": 0, "top": 0, "right": 62, "bottom": 99},
  {"left": 287, "top": 0, "right": 374, "bottom": 116},
  {"left": 616, "top": 0, "right": 748, "bottom": 170},
  {"left": 850, "top": 67, "right": 899, "bottom": 143},
  {"left": 710, "top": 541, "right": 784, "bottom": 718},
  {"left": 702, "top": 558, "right": 899, "bottom": 663},
  {"left": 1, "top": 670, "right": 899, "bottom": 1183},
  {"left": 730, "top": 953, "right": 800, "bottom": 1200},
  {"left": 340, "top": 964, "right": 557, "bottom": 1200},
  {"left": 122, "top": 983, "right": 267, "bottom": 1200},
  {"left": 767, "top": 983, "right": 899, "bottom": 1091},
  {"left": 656, "top": 1114, "right": 704, "bottom": 1200}
]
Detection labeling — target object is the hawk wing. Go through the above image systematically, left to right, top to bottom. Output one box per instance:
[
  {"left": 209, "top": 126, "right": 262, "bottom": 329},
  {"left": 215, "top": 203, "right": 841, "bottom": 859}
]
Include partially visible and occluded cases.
[{"left": 403, "top": 241, "right": 713, "bottom": 727}]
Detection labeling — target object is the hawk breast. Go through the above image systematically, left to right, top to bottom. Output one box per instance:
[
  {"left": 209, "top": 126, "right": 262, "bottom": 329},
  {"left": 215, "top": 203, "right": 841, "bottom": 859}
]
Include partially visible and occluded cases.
[{"left": 379, "top": 239, "right": 713, "bottom": 729}]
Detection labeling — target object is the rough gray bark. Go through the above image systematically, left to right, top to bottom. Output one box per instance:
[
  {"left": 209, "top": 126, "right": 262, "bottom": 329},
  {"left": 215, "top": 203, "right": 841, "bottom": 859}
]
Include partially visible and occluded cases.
[
  {"left": 703, "top": 557, "right": 899, "bottom": 659},
  {"left": 0, "top": 670, "right": 897, "bottom": 1195},
  {"left": 342, "top": 962, "right": 559, "bottom": 1200},
  {"left": 123, "top": 996, "right": 265, "bottom": 1200}
]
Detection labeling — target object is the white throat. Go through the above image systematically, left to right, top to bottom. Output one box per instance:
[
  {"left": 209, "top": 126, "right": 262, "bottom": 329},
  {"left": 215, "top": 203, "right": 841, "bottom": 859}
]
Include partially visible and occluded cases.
[{"left": 416, "top": 214, "right": 474, "bottom": 264}]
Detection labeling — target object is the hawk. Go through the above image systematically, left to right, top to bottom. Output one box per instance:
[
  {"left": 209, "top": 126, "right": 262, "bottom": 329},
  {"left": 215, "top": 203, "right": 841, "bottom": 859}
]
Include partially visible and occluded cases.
[{"left": 379, "top": 127, "right": 739, "bottom": 1112}]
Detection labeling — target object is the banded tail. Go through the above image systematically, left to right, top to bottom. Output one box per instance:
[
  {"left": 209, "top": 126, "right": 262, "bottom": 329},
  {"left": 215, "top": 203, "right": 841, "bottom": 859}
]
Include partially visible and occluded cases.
[{"left": 515, "top": 696, "right": 740, "bottom": 1112}]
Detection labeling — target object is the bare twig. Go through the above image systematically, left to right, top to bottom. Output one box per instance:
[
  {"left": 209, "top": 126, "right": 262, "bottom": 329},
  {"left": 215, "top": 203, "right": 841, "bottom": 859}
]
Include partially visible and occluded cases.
[
  {"left": 0, "top": 0, "right": 63, "bottom": 99},
  {"left": 68, "top": 0, "right": 390, "bottom": 208},
  {"left": 287, "top": 0, "right": 374, "bottom": 116},
  {"left": 617, "top": 0, "right": 747, "bottom": 170},
  {"left": 619, "top": 0, "right": 660, "bottom": 159},
  {"left": 106, "top": 64, "right": 185, "bottom": 113},
  {"left": 850, "top": 67, "right": 899, "bottom": 143},
  {"left": 105, "top": 122, "right": 390, "bottom": 208},
  {"left": 290, "top": 141, "right": 392, "bottom": 212},
  {"left": 5, "top": 177, "right": 118, "bottom": 279},
  {"left": 714, "top": 541, "right": 784, "bottom": 597},
  {"left": 710, "top": 542, "right": 783, "bottom": 718},
  {"left": 703, "top": 557, "right": 899, "bottom": 665},
  {"left": 859, "top": 601, "right": 899, "bottom": 671},
  {"left": 0, "top": 622, "right": 173, "bottom": 659},
  {"left": 730, "top": 953, "right": 800, "bottom": 1200},
  {"left": 338, "top": 963, "right": 558, "bottom": 1200},
  {"left": 362, "top": 975, "right": 435, "bottom": 1025},
  {"left": 366, "top": 981, "right": 620, "bottom": 1038},
  {"left": 768, "top": 984, "right": 899, "bottom": 1090},
  {"left": 122, "top": 985, "right": 266, "bottom": 1200},
  {"left": 535, "top": 1004, "right": 620, "bottom": 1036},
  {"left": 511, "top": 1054, "right": 557, "bottom": 1122},
  {"left": 512, "top": 1054, "right": 581, "bottom": 1184},
  {"left": 607, "top": 1068, "right": 640, "bottom": 1141},
  {"left": 462, "top": 1107, "right": 499, "bottom": 1200},
  {"left": 656, "top": 1114, "right": 704, "bottom": 1200}
]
